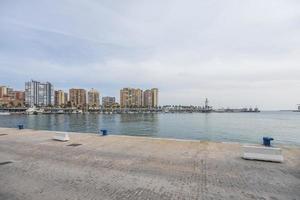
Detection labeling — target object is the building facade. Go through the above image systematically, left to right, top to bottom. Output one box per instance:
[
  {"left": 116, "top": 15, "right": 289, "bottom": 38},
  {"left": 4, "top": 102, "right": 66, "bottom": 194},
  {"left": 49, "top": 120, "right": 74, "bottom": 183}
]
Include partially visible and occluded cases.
[
  {"left": 25, "top": 80, "right": 54, "bottom": 107},
  {"left": 0, "top": 86, "right": 25, "bottom": 107},
  {"left": 0, "top": 86, "right": 7, "bottom": 98},
  {"left": 0, "top": 86, "right": 13, "bottom": 99},
  {"left": 120, "top": 87, "right": 158, "bottom": 108},
  {"left": 88, "top": 88, "right": 100, "bottom": 108},
  {"left": 120, "top": 88, "right": 143, "bottom": 107},
  {"left": 120, "top": 88, "right": 130, "bottom": 107},
  {"left": 143, "top": 88, "right": 158, "bottom": 108},
  {"left": 151, "top": 88, "right": 158, "bottom": 107},
  {"left": 69, "top": 89, "right": 86, "bottom": 108},
  {"left": 135, "top": 89, "right": 143, "bottom": 107},
  {"left": 54, "top": 90, "right": 66, "bottom": 107},
  {"left": 143, "top": 90, "right": 152, "bottom": 107},
  {"left": 10, "top": 91, "right": 25, "bottom": 107},
  {"left": 13, "top": 91, "right": 25, "bottom": 101},
  {"left": 64, "top": 92, "right": 68, "bottom": 104},
  {"left": 102, "top": 96, "right": 116, "bottom": 107}
]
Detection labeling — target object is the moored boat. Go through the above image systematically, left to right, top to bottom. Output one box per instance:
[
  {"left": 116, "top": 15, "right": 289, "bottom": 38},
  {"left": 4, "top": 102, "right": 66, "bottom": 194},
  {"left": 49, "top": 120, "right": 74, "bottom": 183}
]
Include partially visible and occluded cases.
[{"left": 0, "top": 112, "right": 10, "bottom": 115}]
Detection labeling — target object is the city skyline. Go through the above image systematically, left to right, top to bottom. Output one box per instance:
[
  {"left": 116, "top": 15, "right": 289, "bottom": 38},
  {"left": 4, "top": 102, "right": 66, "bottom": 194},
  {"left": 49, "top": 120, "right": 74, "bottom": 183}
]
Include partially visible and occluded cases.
[
  {"left": 1, "top": 1, "right": 300, "bottom": 110},
  {"left": 1, "top": 79, "right": 299, "bottom": 110},
  {"left": 1, "top": 80, "right": 161, "bottom": 108}
]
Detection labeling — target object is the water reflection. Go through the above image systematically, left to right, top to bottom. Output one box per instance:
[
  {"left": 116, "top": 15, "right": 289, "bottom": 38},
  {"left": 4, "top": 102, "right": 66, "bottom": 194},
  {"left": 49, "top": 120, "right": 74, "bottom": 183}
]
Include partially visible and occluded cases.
[
  {"left": 118, "top": 113, "right": 159, "bottom": 136},
  {"left": 203, "top": 113, "right": 211, "bottom": 140},
  {"left": 68, "top": 114, "right": 100, "bottom": 133}
]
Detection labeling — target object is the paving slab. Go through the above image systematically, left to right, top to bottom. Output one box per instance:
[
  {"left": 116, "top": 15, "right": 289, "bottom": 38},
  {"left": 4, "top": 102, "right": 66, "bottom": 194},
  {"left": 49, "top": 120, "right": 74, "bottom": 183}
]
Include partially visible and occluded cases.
[{"left": 0, "top": 127, "right": 299, "bottom": 200}]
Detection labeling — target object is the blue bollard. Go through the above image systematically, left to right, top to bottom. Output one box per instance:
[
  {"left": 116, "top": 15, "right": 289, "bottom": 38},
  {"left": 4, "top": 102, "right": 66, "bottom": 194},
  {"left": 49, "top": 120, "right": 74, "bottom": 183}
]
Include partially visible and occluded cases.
[
  {"left": 18, "top": 124, "right": 24, "bottom": 130},
  {"left": 100, "top": 129, "right": 108, "bottom": 136},
  {"left": 263, "top": 137, "right": 274, "bottom": 147}
]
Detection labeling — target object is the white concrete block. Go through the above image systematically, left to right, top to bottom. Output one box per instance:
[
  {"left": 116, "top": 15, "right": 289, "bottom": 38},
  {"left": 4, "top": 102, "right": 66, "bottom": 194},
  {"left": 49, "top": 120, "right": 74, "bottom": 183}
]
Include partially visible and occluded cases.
[
  {"left": 53, "top": 132, "right": 70, "bottom": 142},
  {"left": 242, "top": 145, "right": 283, "bottom": 163}
]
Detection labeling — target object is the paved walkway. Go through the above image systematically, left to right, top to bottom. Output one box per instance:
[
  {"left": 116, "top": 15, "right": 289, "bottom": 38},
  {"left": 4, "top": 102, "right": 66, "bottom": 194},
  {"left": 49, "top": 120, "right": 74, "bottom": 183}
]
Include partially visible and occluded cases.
[{"left": 0, "top": 128, "right": 299, "bottom": 200}]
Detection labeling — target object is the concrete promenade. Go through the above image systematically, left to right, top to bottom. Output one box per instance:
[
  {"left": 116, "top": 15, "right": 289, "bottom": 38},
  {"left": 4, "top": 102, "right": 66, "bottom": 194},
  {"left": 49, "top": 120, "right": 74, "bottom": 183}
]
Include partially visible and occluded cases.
[{"left": 0, "top": 128, "right": 299, "bottom": 200}]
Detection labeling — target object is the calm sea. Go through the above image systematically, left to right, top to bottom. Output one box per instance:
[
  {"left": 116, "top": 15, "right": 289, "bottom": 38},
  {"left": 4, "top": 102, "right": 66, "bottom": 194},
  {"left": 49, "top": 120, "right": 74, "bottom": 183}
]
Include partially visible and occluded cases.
[{"left": 0, "top": 111, "right": 299, "bottom": 145}]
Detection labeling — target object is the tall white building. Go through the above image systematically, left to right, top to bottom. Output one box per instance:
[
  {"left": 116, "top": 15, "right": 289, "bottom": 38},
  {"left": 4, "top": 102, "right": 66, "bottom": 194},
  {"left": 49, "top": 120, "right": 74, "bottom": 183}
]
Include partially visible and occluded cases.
[{"left": 25, "top": 80, "right": 54, "bottom": 107}]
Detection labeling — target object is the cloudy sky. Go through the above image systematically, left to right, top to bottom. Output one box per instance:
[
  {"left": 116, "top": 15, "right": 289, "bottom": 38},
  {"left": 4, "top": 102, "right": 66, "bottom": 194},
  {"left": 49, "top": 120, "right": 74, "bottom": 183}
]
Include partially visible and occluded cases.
[{"left": 0, "top": 0, "right": 299, "bottom": 110}]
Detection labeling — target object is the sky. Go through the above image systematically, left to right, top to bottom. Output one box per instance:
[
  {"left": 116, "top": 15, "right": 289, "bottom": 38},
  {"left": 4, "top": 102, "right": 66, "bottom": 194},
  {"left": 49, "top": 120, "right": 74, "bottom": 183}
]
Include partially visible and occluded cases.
[{"left": 0, "top": 0, "right": 300, "bottom": 110}]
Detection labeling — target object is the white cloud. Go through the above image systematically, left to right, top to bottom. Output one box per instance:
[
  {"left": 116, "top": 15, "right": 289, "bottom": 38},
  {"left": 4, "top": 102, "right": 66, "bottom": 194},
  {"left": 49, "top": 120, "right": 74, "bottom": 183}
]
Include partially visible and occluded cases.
[{"left": 0, "top": 0, "right": 300, "bottom": 109}]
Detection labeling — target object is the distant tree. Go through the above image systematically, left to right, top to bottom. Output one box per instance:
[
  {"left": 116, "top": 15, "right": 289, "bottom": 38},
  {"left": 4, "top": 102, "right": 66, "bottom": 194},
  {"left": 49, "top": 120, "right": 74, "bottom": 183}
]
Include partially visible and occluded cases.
[
  {"left": 9, "top": 101, "right": 14, "bottom": 108},
  {"left": 66, "top": 101, "right": 72, "bottom": 108}
]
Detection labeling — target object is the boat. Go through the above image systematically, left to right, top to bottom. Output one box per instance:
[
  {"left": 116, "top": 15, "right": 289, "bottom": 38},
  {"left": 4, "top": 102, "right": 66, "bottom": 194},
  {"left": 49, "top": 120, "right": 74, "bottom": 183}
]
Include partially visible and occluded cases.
[
  {"left": 26, "top": 106, "right": 44, "bottom": 115},
  {"left": 26, "top": 107, "right": 38, "bottom": 115},
  {"left": 37, "top": 108, "right": 45, "bottom": 114},
  {"left": 163, "top": 108, "right": 169, "bottom": 113},
  {"left": 214, "top": 108, "right": 226, "bottom": 113},
  {"left": 57, "top": 109, "right": 64, "bottom": 114},
  {"left": 72, "top": 110, "right": 83, "bottom": 114},
  {"left": 0, "top": 112, "right": 10, "bottom": 115}
]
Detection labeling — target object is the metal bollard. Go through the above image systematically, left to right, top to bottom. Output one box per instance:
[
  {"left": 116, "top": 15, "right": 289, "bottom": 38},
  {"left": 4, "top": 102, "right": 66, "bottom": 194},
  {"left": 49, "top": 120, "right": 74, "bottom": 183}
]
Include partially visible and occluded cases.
[
  {"left": 18, "top": 124, "right": 24, "bottom": 130},
  {"left": 100, "top": 129, "right": 108, "bottom": 136},
  {"left": 263, "top": 137, "right": 274, "bottom": 147}
]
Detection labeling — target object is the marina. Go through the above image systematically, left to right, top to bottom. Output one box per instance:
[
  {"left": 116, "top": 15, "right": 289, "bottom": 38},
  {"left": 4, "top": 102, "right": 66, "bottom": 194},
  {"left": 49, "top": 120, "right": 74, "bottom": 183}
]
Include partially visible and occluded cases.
[{"left": 0, "top": 105, "right": 261, "bottom": 115}]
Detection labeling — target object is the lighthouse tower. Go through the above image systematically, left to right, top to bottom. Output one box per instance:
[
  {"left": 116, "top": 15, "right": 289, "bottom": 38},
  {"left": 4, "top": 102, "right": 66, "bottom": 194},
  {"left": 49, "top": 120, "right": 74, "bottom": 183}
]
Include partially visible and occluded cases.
[{"left": 205, "top": 98, "right": 209, "bottom": 109}]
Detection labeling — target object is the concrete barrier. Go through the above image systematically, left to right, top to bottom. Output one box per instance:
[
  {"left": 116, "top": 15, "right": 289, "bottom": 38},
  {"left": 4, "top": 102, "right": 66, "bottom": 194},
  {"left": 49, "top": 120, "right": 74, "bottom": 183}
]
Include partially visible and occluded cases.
[
  {"left": 53, "top": 132, "right": 70, "bottom": 142},
  {"left": 242, "top": 145, "right": 283, "bottom": 163}
]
